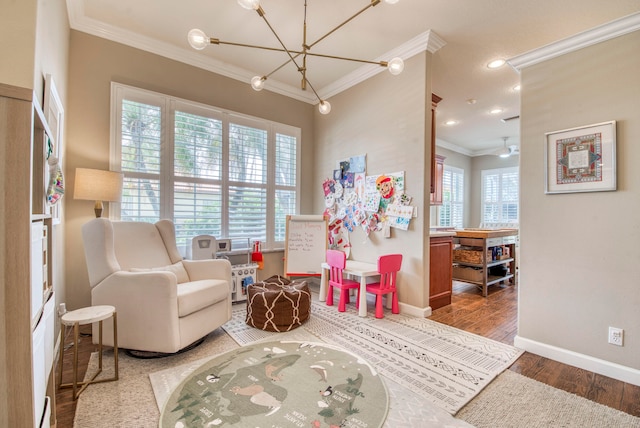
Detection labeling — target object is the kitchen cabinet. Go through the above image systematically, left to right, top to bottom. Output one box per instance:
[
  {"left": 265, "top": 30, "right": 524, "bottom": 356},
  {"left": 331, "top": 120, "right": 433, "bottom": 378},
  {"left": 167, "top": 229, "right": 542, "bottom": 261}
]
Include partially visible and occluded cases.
[
  {"left": 430, "top": 154, "right": 445, "bottom": 205},
  {"left": 452, "top": 229, "right": 518, "bottom": 297},
  {"left": 429, "top": 233, "right": 454, "bottom": 310}
]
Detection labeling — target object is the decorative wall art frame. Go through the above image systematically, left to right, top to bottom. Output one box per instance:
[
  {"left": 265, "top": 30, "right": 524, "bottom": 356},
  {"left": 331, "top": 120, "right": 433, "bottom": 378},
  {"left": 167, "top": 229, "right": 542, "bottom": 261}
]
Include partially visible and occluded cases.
[{"left": 544, "top": 120, "right": 616, "bottom": 194}]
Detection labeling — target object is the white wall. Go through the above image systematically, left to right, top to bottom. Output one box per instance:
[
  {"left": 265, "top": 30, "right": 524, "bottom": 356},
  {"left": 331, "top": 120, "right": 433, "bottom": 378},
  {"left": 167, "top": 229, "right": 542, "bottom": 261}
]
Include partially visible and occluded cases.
[
  {"left": 517, "top": 30, "right": 640, "bottom": 382},
  {"left": 313, "top": 52, "right": 434, "bottom": 312}
]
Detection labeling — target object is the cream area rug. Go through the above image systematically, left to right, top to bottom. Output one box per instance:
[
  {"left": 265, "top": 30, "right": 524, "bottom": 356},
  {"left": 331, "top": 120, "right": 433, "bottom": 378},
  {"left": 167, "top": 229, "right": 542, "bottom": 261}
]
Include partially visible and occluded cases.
[
  {"left": 73, "top": 296, "right": 640, "bottom": 427},
  {"left": 223, "top": 300, "right": 524, "bottom": 414},
  {"left": 76, "top": 329, "right": 471, "bottom": 428}
]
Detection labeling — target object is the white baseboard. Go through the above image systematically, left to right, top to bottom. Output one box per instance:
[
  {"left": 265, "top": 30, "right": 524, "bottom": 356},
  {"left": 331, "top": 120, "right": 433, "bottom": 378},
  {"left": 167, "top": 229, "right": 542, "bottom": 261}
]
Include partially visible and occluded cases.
[
  {"left": 399, "top": 302, "right": 432, "bottom": 318},
  {"left": 514, "top": 335, "right": 640, "bottom": 387}
]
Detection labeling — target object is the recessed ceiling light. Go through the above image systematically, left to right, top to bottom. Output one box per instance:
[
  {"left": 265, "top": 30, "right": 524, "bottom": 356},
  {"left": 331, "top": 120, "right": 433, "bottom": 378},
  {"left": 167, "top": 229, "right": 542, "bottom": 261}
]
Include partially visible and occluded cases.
[
  {"left": 487, "top": 59, "right": 506, "bottom": 69},
  {"left": 513, "top": 84, "right": 521, "bottom": 91},
  {"left": 466, "top": 98, "right": 477, "bottom": 105},
  {"left": 490, "top": 108, "right": 503, "bottom": 114},
  {"left": 444, "top": 120, "right": 458, "bottom": 126}
]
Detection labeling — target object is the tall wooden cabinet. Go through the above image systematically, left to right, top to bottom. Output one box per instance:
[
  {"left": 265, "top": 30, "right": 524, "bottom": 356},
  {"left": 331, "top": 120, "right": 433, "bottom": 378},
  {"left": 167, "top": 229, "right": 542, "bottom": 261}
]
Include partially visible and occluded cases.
[{"left": 0, "top": 84, "right": 56, "bottom": 427}]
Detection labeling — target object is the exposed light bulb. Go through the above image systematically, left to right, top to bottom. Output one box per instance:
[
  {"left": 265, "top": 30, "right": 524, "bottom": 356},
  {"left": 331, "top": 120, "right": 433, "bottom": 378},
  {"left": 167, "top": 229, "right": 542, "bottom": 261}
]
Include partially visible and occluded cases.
[
  {"left": 237, "top": 0, "right": 260, "bottom": 10},
  {"left": 384, "top": 0, "right": 400, "bottom": 4},
  {"left": 187, "top": 28, "right": 209, "bottom": 50},
  {"left": 387, "top": 57, "right": 404, "bottom": 75},
  {"left": 251, "top": 76, "right": 266, "bottom": 91},
  {"left": 318, "top": 100, "right": 332, "bottom": 115}
]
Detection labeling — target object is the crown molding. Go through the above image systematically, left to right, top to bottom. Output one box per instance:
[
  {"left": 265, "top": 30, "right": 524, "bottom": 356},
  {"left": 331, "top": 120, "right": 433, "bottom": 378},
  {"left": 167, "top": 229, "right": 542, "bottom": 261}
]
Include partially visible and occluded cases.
[
  {"left": 67, "top": 0, "right": 444, "bottom": 105},
  {"left": 509, "top": 12, "right": 640, "bottom": 71},
  {"left": 320, "top": 30, "right": 446, "bottom": 100},
  {"left": 436, "top": 139, "right": 474, "bottom": 157}
]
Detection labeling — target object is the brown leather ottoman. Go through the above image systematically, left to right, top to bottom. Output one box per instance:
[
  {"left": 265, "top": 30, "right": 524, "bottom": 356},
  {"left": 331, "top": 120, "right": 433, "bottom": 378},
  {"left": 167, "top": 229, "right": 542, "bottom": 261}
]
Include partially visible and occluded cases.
[{"left": 245, "top": 275, "right": 311, "bottom": 332}]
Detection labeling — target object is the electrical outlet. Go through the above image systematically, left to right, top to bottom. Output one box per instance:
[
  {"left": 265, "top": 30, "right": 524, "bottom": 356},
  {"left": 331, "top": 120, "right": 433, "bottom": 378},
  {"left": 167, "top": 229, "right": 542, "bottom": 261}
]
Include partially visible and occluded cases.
[{"left": 608, "top": 327, "right": 624, "bottom": 346}]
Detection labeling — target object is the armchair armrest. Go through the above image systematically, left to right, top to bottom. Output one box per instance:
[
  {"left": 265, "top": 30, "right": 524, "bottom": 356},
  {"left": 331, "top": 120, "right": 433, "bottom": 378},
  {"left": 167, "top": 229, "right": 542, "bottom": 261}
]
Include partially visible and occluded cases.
[
  {"left": 182, "top": 259, "right": 232, "bottom": 282},
  {"left": 91, "top": 271, "right": 182, "bottom": 351}
]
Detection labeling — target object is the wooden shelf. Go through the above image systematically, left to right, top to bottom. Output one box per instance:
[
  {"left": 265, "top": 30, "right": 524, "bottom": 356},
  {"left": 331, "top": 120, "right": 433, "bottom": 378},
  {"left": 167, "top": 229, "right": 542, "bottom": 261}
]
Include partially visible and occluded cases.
[{"left": 452, "top": 229, "right": 518, "bottom": 297}]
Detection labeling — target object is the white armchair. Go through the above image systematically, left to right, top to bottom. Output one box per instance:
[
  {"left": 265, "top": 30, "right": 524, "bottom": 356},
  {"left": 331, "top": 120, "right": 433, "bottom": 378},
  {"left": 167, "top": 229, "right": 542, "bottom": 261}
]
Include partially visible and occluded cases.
[{"left": 81, "top": 218, "right": 232, "bottom": 353}]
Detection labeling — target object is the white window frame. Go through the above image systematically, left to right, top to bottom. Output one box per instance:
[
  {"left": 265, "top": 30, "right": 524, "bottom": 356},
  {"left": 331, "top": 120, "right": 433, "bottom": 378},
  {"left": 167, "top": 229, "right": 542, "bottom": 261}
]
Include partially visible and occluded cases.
[
  {"left": 109, "top": 82, "right": 300, "bottom": 251},
  {"left": 437, "top": 165, "right": 464, "bottom": 228},
  {"left": 480, "top": 166, "right": 519, "bottom": 227}
]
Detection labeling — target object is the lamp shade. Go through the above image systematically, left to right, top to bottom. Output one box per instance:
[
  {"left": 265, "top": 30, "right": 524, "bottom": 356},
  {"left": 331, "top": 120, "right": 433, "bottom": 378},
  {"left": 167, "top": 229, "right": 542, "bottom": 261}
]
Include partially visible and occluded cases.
[{"left": 74, "top": 168, "right": 123, "bottom": 203}]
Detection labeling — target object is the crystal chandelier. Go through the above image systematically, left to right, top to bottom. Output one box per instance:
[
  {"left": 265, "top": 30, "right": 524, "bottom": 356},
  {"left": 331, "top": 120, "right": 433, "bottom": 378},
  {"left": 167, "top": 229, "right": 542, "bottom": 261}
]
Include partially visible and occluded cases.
[{"left": 188, "top": 0, "right": 405, "bottom": 114}]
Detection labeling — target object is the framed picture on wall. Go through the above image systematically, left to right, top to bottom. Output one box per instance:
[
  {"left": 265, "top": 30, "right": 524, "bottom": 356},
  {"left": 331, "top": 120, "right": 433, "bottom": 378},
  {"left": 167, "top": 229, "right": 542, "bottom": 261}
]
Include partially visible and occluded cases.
[{"left": 544, "top": 120, "right": 616, "bottom": 194}]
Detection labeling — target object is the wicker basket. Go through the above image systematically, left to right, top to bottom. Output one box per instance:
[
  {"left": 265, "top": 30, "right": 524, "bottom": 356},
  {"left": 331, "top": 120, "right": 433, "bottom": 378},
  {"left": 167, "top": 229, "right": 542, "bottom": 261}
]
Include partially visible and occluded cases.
[
  {"left": 453, "top": 247, "right": 491, "bottom": 264},
  {"left": 453, "top": 266, "right": 483, "bottom": 282}
]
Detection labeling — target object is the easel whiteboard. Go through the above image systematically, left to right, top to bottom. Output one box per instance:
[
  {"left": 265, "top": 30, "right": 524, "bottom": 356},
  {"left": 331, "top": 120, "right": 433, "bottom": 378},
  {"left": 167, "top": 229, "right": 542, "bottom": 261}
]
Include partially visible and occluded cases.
[{"left": 284, "top": 215, "right": 328, "bottom": 277}]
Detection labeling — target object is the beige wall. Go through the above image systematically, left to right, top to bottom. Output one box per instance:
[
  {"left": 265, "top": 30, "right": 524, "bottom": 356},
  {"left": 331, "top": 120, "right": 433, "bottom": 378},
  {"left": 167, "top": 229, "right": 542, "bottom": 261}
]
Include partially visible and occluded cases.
[
  {"left": 0, "top": 0, "right": 37, "bottom": 89},
  {"left": 34, "top": 0, "right": 70, "bottom": 336},
  {"left": 64, "top": 31, "right": 315, "bottom": 309},
  {"left": 517, "top": 31, "right": 640, "bottom": 375},
  {"left": 313, "top": 52, "right": 433, "bottom": 312}
]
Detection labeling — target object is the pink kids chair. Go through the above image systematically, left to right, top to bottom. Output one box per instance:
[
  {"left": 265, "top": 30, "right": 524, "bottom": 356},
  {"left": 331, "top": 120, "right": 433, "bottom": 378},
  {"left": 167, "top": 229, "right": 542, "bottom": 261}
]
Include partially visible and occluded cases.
[
  {"left": 326, "top": 249, "right": 359, "bottom": 312},
  {"left": 359, "top": 254, "right": 402, "bottom": 318}
]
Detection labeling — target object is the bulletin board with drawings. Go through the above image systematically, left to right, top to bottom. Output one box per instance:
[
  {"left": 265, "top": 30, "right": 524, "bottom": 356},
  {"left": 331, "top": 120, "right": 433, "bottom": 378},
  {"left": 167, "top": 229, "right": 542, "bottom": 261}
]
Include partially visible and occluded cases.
[{"left": 322, "top": 154, "right": 416, "bottom": 254}]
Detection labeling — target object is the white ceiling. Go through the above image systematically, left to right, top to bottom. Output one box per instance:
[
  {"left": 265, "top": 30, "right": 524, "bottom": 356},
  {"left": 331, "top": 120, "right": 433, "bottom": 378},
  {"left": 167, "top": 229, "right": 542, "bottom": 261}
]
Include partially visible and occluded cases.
[{"left": 66, "top": 0, "right": 640, "bottom": 155}]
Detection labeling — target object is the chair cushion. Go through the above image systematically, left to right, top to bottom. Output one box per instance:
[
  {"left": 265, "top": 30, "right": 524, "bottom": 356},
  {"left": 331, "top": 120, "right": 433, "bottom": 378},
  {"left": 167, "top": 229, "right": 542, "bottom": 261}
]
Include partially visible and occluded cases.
[
  {"left": 130, "top": 262, "right": 190, "bottom": 284},
  {"left": 246, "top": 275, "right": 311, "bottom": 332},
  {"left": 177, "top": 279, "right": 229, "bottom": 317}
]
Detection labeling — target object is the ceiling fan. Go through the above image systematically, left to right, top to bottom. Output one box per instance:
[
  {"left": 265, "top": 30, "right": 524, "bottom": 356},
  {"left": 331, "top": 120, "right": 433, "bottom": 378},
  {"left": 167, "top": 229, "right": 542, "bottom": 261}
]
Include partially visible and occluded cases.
[{"left": 494, "top": 137, "right": 520, "bottom": 158}]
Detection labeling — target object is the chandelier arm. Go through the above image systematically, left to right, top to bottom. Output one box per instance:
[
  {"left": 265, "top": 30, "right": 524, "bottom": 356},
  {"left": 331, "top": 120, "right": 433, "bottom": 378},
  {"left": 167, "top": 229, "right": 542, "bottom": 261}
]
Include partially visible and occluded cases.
[
  {"left": 302, "top": 0, "right": 308, "bottom": 89},
  {"left": 308, "top": 0, "right": 381, "bottom": 50},
  {"left": 257, "top": 9, "right": 319, "bottom": 94},
  {"left": 258, "top": 14, "right": 304, "bottom": 71},
  {"left": 214, "top": 40, "right": 295, "bottom": 53},
  {"left": 217, "top": 41, "right": 390, "bottom": 77},
  {"left": 302, "top": 52, "right": 389, "bottom": 66},
  {"left": 264, "top": 55, "right": 301, "bottom": 78}
]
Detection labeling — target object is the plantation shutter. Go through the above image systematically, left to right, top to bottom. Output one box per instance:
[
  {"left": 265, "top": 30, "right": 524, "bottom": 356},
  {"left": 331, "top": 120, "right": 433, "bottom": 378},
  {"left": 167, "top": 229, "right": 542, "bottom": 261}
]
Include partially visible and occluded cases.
[
  {"left": 119, "top": 98, "right": 162, "bottom": 223},
  {"left": 172, "top": 110, "right": 223, "bottom": 246},
  {"left": 228, "top": 122, "right": 268, "bottom": 242},
  {"left": 274, "top": 132, "right": 297, "bottom": 242},
  {"left": 439, "top": 166, "right": 464, "bottom": 228},
  {"left": 481, "top": 167, "right": 519, "bottom": 226}
]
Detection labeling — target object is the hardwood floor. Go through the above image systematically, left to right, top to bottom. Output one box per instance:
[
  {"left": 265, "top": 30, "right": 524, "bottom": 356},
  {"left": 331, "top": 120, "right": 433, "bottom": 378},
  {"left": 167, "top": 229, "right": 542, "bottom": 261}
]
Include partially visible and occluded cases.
[
  {"left": 429, "top": 281, "right": 640, "bottom": 417},
  {"left": 55, "top": 282, "right": 640, "bottom": 427}
]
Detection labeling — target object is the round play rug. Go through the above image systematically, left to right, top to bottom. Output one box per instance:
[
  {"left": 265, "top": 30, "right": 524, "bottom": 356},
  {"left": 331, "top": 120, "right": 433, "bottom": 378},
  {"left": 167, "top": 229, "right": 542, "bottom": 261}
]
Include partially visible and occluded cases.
[{"left": 160, "top": 340, "right": 389, "bottom": 428}]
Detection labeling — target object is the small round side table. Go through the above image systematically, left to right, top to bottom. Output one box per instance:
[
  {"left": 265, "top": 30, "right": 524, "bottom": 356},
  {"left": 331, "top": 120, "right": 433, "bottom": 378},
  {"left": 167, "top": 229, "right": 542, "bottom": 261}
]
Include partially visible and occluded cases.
[{"left": 57, "top": 305, "right": 119, "bottom": 400}]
